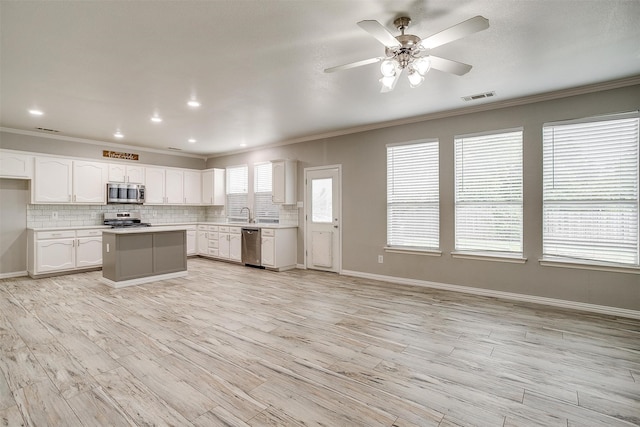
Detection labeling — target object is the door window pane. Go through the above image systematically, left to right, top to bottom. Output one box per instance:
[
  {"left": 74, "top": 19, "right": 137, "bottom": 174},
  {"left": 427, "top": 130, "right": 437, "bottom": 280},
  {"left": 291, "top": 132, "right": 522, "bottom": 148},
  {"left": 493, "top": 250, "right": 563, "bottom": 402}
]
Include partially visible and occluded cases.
[{"left": 312, "top": 178, "right": 332, "bottom": 223}]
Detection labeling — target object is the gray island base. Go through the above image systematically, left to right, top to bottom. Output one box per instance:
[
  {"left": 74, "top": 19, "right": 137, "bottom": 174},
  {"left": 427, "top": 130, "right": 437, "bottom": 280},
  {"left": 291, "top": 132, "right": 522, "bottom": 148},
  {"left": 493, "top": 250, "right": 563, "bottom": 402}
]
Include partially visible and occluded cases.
[{"left": 102, "top": 226, "right": 188, "bottom": 288}]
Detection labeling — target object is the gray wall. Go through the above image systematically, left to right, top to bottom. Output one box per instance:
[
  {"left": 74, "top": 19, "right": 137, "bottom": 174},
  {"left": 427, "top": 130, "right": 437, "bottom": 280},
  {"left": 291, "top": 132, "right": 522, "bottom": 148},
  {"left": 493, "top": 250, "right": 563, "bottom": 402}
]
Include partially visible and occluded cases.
[
  {"left": 207, "top": 85, "right": 640, "bottom": 311},
  {"left": 0, "top": 131, "right": 206, "bottom": 169},
  {"left": 0, "top": 179, "right": 29, "bottom": 275}
]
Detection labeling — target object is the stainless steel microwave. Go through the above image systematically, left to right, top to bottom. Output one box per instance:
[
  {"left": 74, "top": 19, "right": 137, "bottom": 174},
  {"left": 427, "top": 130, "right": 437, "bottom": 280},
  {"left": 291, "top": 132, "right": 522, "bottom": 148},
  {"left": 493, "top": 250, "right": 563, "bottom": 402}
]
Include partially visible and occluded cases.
[{"left": 107, "top": 183, "right": 145, "bottom": 204}]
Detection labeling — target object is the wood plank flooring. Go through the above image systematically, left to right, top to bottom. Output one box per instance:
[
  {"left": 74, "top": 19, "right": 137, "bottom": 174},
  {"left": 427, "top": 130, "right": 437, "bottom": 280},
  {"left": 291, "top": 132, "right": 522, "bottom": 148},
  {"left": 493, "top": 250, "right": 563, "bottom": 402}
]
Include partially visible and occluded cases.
[{"left": 1, "top": 258, "right": 639, "bottom": 426}]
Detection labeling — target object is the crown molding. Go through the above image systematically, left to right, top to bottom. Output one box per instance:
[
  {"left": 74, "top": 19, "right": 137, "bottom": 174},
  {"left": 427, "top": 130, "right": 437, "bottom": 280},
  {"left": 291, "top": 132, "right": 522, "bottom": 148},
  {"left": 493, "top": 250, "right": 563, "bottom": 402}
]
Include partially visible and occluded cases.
[{"left": 0, "top": 127, "right": 208, "bottom": 160}]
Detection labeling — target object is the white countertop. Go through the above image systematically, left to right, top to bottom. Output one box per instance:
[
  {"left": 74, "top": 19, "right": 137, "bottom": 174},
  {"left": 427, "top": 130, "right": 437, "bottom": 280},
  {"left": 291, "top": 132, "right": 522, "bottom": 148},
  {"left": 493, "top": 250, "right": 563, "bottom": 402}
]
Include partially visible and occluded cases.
[
  {"left": 29, "top": 222, "right": 297, "bottom": 232},
  {"left": 197, "top": 222, "right": 298, "bottom": 229},
  {"left": 28, "top": 225, "right": 111, "bottom": 232},
  {"left": 102, "top": 225, "right": 190, "bottom": 234}
]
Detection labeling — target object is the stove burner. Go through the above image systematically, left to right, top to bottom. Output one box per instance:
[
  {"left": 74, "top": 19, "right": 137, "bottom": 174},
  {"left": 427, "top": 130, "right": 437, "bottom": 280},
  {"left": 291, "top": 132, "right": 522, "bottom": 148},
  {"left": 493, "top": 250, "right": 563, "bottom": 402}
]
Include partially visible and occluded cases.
[{"left": 103, "top": 211, "right": 151, "bottom": 228}]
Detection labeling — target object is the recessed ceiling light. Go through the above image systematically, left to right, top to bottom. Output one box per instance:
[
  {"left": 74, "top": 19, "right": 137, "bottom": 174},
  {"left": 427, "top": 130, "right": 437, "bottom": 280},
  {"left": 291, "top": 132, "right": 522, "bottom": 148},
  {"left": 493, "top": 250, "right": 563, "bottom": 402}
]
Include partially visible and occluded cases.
[
  {"left": 187, "top": 100, "right": 200, "bottom": 108},
  {"left": 29, "top": 109, "right": 44, "bottom": 116},
  {"left": 151, "top": 116, "right": 162, "bottom": 123},
  {"left": 114, "top": 131, "right": 124, "bottom": 138},
  {"left": 188, "top": 138, "right": 196, "bottom": 144},
  {"left": 239, "top": 143, "right": 247, "bottom": 148}
]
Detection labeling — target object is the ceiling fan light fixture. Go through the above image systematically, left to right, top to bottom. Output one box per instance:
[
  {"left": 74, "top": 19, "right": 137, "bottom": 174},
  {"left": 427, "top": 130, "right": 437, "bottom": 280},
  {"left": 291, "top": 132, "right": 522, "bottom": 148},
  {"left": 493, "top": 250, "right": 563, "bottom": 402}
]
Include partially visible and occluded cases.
[
  {"left": 414, "top": 57, "right": 431, "bottom": 75},
  {"left": 380, "top": 59, "right": 397, "bottom": 77},
  {"left": 407, "top": 69, "right": 424, "bottom": 88},
  {"left": 380, "top": 75, "right": 397, "bottom": 90}
]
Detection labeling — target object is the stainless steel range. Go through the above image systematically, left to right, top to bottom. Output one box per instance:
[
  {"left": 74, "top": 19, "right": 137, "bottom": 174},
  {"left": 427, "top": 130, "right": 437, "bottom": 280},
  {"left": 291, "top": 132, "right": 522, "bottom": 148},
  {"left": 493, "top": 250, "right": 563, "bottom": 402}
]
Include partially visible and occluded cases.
[{"left": 103, "top": 212, "right": 151, "bottom": 228}]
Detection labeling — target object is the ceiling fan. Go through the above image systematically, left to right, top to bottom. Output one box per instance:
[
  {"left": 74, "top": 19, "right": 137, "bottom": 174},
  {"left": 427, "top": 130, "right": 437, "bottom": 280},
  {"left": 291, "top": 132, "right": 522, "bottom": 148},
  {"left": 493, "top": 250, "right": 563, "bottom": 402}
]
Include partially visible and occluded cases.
[{"left": 325, "top": 15, "right": 489, "bottom": 92}]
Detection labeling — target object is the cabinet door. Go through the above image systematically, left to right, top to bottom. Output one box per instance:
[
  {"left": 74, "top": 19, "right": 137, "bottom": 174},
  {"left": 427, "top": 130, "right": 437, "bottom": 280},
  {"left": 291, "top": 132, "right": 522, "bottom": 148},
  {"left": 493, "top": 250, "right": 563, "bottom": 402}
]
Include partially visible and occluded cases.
[
  {"left": 0, "top": 151, "right": 33, "bottom": 178},
  {"left": 34, "top": 157, "right": 73, "bottom": 203},
  {"left": 73, "top": 161, "right": 107, "bottom": 203},
  {"left": 272, "top": 161, "right": 286, "bottom": 204},
  {"left": 108, "top": 164, "right": 126, "bottom": 182},
  {"left": 126, "top": 166, "right": 145, "bottom": 184},
  {"left": 145, "top": 167, "right": 166, "bottom": 204},
  {"left": 202, "top": 168, "right": 225, "bottom": 205},
  {"left": 165, "top": 169, "right": 184, "bottom": 204},
  {"left": 183, "top": 171, "right": 202, "bottom": 205},
  {"left": 186, "top": 230, "right": 197, "bottom": 255},
  {"left": 197, "top": 230, "right": 209, "bottom": 255},
  {"left": 218, "top": 233, "right": 230, "bottom": 258},
  {"left": 229, "top": 233, "right": 242, "bottom": 261},
  {"left": 261, "top": 235, "right": 275, "bottom": 267},
  {"left": 76, "top": 237, "right": 102, "bottom": 267},
  {"left": 36, "top": 239, "right": 75, "bottom": 272}
]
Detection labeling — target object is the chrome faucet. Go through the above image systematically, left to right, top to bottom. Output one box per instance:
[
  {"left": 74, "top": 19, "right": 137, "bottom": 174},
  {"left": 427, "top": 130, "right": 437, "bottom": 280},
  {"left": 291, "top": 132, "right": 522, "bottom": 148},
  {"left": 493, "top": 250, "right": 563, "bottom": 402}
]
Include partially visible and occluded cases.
[{"left": 240, "top": 206, "right": 254, "bottom": 223}]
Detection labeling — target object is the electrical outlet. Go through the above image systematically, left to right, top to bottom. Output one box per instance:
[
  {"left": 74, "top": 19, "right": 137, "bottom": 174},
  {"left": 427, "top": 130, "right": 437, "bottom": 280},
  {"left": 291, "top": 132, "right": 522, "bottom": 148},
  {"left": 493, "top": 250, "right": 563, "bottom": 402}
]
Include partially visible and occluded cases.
[
  {"left": 51, "top": 211, "right": 58, "bottom": 220},
  {"left": 378, "top": 255, "right": 383, "bottom": 263}
]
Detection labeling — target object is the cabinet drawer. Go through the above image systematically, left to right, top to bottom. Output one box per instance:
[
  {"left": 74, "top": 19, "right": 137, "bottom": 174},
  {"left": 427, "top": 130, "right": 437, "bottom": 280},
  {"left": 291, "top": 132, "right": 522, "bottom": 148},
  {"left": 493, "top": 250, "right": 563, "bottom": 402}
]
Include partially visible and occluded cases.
[
  {"left": 197, "top": 225, "right": 208, "bottom": 231},
  {"left": 208, "top": 225, "right": 219, "bottom": 232},
  {"left": 218, "top": 226, "right": 229, "bottom": 233},
  {"left": 229, "top": 226, "right": 241, "bottom": 234},
  {"left": 262, "top": 228, "right": 275, "bottom": 237},
  {"left": 76, "top": 229, "right": 104, "bottom": 237},
  {"left": 36, "top": 230, "right": 76, "bottom": 240},
  {"left": 209, "top": 240, "right": 219, "bottom": 249},
  {"left": 208, "top": 248, "right": 219, "bottom": 256}
]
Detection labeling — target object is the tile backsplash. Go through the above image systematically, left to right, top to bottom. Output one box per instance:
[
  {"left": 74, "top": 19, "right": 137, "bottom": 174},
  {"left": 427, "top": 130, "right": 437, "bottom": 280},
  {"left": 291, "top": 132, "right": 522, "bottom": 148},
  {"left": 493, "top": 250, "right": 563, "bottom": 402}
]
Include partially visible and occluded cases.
[{"left": 26, "top": 204, "right": 298, "bottom": 228}]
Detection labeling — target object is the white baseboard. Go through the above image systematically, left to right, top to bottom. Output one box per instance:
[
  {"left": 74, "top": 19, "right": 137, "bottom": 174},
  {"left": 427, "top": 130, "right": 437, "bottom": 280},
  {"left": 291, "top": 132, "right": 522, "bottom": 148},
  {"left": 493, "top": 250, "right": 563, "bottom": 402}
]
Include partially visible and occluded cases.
[
  {"left": 341, "top": 269, "right": 640, "bottom": 320},
  {"left": 0, "top": 271, "right": 28, "bottom": 280},
  {"left": 101, "top": 271, "right": 188, "bottom": 289}
]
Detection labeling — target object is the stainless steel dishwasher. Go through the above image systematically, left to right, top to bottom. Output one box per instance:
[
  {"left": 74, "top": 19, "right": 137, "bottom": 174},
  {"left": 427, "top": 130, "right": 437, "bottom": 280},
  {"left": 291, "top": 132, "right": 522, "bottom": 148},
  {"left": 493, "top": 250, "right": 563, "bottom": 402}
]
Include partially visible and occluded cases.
[{"left": 241, "top": 227, "right": 262, "bottom": 267}]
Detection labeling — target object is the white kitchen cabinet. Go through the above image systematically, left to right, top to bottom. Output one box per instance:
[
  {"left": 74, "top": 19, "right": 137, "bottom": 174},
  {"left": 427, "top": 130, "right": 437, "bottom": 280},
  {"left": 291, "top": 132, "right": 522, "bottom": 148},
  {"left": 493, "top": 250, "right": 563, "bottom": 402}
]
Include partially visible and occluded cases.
[
  {"left": 0, "top": 150, "right": 33, "bottom": 179},
  {"left": 33, "top": 157, "right": 107, "bottom": 204},
  {"left": 33, "top": 157, "right": 73, "bottom": 202},
  {"left": 272, "top": 160, "right": 297, "bottom": 204},
  {"left": 73, "top": 161, "right": 108, "bottom": 203},
  {"left": 108, "top": 164, "right": 144, "bottom": 184},
  {"left": 144, "top": 167, "right": 166, "bottom": 204},
  {"left": 202, "top": 168, "right": 225, "bottom": 205},
  {"left": 165, "top": 169, "right": 184, "bottom": 204},
  {"left": 183, "top": 170, "right": 202, "bottom": 205},
  {"left": 197, "top": 226, "right": 209, "bottom": 255},
  {"left": 207, "top": 226, "right": 219, "bottom": 257},
  {"left": 217, "top": 226, "right": 241, "bottom": 262},
  {"left": 186, "top": 227, "right": 197, "bottom": 256},
  {"left": 261, "top": 227, "right": 297, "bottom": 270},
  {"left": 28, "top": 228, "right": 104, "bottom": 276}
]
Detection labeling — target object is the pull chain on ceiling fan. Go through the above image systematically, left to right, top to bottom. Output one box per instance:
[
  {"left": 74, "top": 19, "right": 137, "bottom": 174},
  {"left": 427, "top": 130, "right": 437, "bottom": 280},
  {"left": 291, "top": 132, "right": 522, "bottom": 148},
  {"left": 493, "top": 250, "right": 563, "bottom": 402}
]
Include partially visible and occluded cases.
[{"left": 325, "top": 15, "right": 490, "bottom": 92}]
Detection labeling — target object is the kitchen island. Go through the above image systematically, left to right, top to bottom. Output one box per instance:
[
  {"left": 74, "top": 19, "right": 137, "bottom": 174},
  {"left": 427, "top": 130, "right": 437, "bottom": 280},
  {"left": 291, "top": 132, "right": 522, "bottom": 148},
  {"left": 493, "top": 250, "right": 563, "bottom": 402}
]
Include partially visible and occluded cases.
[{"left": 102, "top": 226, "right": 188, "bottom": 288}]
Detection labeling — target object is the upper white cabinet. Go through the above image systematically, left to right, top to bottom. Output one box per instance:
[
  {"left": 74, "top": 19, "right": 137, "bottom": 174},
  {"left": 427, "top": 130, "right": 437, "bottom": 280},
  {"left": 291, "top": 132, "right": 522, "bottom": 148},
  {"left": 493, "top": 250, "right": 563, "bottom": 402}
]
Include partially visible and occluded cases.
[
  {"left": 0, "top": 150, "right": 33, "bottom": 179},
  {"left": 34, "top": 157, "right": 107, "bottom": 204},
  {"left": 272, "top": 160, "right": 297, "bottom": 204},
  {"left": 73, "top": 161, "right": 108, "bottom": 203},
  {"left": 108, "top": 164, "right": 144, "bottom": 184},
  {"left": 144, "top": 167, "right": 166, "bottom": 204},
  {"left": 201, "top": 168, "right": 225, "bottom": 205},
  {"left": 165, "top": 169, "right": 184, "bottom": 204},
  {"left": 183, "top": 170, "right": 202, "bottom": 205}
]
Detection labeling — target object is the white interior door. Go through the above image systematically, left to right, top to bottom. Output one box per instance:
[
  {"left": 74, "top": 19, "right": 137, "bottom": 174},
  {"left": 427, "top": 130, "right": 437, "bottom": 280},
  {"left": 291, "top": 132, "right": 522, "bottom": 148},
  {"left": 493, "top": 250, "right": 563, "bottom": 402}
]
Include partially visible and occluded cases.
[{"left": 305, "top": 166, "right": 341, "bottom": 272}]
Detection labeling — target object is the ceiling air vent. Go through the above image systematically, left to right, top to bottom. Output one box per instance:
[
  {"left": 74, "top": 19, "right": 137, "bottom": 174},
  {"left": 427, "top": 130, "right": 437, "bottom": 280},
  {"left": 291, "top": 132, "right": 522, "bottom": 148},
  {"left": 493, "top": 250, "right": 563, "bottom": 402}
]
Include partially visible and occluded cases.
[
  {"left": 462, "top": 91, "right": 496, "bottom": 102},
  {"left": 35, "top": 127, "right": 60, "bottom": 133},
  {"left": 168, "top": 147, "right": 182, "bottom": 151}
]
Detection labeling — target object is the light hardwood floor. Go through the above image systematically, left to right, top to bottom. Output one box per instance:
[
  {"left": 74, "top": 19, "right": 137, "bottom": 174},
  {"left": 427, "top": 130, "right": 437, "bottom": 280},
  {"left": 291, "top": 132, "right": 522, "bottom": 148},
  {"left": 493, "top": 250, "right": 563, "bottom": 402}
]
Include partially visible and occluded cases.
[{"left": 1, "top": 258, "right": 639, "bottom": 426}]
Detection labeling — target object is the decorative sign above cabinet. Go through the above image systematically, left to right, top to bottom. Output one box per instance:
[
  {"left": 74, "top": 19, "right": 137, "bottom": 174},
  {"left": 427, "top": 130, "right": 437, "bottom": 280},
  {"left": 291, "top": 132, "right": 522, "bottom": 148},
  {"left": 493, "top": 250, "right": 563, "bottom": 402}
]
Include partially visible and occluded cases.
[{"left": 102, "top": 150, "right": 139, "bottom": 161}]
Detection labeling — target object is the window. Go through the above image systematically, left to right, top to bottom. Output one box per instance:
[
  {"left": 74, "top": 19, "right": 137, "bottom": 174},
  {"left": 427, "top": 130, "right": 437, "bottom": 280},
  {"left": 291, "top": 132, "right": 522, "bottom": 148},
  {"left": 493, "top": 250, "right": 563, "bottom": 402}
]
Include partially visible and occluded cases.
[
  {"left": 543, "top": 112, "right": 639, "bottom": 266},
  {"left": 455, "top": 129, "right": 523, "bottom": 254},
  {"left": 387, "top": 140, "right": 439, "bottom": 249},
  {"left": 254, "top": 162, "right": 279, "bottom": 222},
  {"left": 226, "top": 165, "right": 248, "bottom": 221}
]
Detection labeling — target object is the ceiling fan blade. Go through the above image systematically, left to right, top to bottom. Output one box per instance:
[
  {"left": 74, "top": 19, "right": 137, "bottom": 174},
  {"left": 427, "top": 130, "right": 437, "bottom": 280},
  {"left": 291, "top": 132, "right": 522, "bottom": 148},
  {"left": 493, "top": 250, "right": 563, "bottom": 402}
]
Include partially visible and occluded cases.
[
  {"left": 420, "top": 16, "right": 489, "bottom": 50},
  {"left": 357, "top": 20, "right": 402, "bottom": 48},
  {"left": 428, "top": 56, "right": 473, "bottom": 76},
  {"left": 324, "top": 57, "right": 383, "bottom": 73}
]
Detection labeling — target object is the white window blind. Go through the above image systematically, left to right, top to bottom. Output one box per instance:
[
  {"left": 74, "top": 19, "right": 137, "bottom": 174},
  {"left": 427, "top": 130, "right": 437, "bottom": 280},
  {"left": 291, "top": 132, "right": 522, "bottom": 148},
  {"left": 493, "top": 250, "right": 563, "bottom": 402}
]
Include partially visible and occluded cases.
[
  {"left": 543, "top": 113, "right": 639, "bottom": 266},
  {"left": 455, "top": 129, "right": 523, "bottom": 254},
  {"left": 387, "top": 140, "right": 439, "bottom": 249},
  {"left": 254, "top": 162, "right": 279, "bottom": 222},
  {"left": 226, "top": 165, "right": 248, "bottom": 220}
]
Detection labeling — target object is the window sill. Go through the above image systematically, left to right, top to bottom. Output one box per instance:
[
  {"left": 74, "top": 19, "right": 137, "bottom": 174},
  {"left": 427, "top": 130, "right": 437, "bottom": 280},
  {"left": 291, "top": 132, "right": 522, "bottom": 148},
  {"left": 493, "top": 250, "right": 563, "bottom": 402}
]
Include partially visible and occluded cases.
[
  {"left": 384, "top": 246, "right": 442, "bottom": 257},
  {"left": 451, "top": 251, "right": 527, "bottom": 264},
  {"left": 539, "top": 257, "right": 640, "bottom": 275}
]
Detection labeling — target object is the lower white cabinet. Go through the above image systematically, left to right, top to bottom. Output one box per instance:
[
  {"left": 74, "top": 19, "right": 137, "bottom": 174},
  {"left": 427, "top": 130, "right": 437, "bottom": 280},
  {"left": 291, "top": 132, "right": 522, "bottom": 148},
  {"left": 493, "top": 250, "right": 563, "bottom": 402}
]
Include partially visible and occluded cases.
[
  {"left": 217, "top": 226, "right": 241, "bottom": 262},
  {"left": 186, "top": 227, "right": 197, "bottom": 256},
  {"left": 28, "top": 228, "right": 104, "bottom": 276},
  {"left": 261, "top": 228, "right": 297, "bottom": 270}
]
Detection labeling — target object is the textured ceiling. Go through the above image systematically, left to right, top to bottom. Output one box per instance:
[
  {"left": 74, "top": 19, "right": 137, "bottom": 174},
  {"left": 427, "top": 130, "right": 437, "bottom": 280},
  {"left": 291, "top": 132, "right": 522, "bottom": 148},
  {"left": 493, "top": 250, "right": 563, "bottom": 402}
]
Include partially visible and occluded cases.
[{"left": 1, "top": 0, "right": 639, "bottom": 157}]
